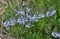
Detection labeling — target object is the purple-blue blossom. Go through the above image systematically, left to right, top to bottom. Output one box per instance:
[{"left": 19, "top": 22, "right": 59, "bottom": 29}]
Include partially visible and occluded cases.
[
  {"left": 46, "top": 9, "right": 56, "bottom": 17},
  {"left": 17, "top": 10, "right": 25, "bottom": 15},
  {"left": 38, "top": 13, "right": 45, "bottom": 18},
  {"left": 29, "top": 16, "right": 34, "bottom": 22},
  {"left": 10, "top": 18, "right": 16, "bottom": 26},
  {"left": 17, "top": 18, "right": 25, "bottom": 24},
  {"left": 3, "top": 21, "right": 10, "bottom": 28},
  {"left": 52, "top": 32, "right": 60, "bottom": 38}
]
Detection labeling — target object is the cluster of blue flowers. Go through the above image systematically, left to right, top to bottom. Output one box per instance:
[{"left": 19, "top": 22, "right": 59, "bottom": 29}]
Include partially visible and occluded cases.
[{"left": 3, "top": 2, "right": 56, "bottom": 28}]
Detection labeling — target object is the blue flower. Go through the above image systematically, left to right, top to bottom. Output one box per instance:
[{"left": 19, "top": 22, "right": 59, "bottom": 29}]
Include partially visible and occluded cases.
[
  {"left": 46, "top": 9, "right": 56, "bottom": 17},
  {"left": 17, "top": 10, "right": 25, "bottom": 15},
  {"left": 38, "top": 13, "right": 45, "bottom": 18},
  {"left": 29, "top": 16, "right": 34, "bottom": 22},
  {"left": 10, "top": 18, "right": 16, "bottom": 26},
  {"left": 17, "top": 18, "right": 25, "bottom": 24},
  {"left": 3, "top": 21, "right": 10, "bottom": 28},
  {"left": 52, "top": 32, "right": 58, "bottom": 38},
  {"left": 58, "top": 34, "right": 60, "bottom": 38}
]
